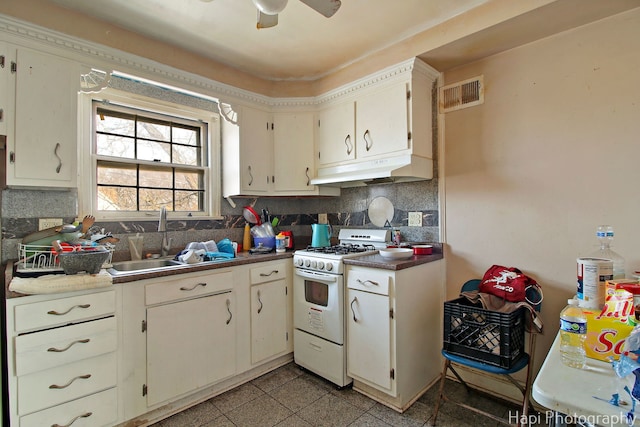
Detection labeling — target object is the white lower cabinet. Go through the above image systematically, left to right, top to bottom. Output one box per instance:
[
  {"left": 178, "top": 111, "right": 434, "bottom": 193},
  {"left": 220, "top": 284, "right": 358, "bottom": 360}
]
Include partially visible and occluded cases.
[
  {"left": 346, "top": 260, "right": 443, "bottom": 412},
  {"left": 250, "top": 262, "right": 289, "bottom": 364},
  {"left": 5, "top": 288, "right": 118, "bottom": 427},
  {"left": 146, "top": 291, "right": 236, "bottom": 406}
]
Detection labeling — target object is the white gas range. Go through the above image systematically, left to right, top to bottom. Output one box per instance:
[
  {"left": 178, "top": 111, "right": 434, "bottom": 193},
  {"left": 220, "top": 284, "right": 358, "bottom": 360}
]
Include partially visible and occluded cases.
[{"left": 292, "top": 228, "right": 391, "bottom": 387}]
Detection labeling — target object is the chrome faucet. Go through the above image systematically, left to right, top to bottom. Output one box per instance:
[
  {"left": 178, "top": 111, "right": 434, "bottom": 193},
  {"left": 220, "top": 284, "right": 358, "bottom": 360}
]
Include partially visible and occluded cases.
[{"left": 158, "top": 206, "right": 172, "bottom": 257}]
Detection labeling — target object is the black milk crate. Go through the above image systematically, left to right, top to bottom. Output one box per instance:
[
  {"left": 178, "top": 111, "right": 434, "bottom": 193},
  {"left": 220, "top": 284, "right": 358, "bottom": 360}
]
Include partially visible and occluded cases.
[{"left": 443, "top": 297, "right": 525, "bottom": 369}]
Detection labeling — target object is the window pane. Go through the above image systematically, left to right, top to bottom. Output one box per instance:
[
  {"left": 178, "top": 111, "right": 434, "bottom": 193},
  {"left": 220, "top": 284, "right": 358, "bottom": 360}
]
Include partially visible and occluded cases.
[
  {"left": 96, "top": 109, "right": 135, "bottom": 136},
  {"left": 137, "top": 117, "right": 170, "bottom": 141},
  {"left": 173, "top": 125, "right": 199, "bottom": 146},
  {"left": 96, "top": 134, "right": 135, "bottom": 158},
  {"left": 138, "top": 140, "right": 171, "bottom": 163},
  {"left": 173, "top": 145, "right": 199, "bottom": 166},
  {"left": 97, "top": 163, "right": 137, "bottom": 186},
  {"left": 139, "top": 166, "right": 172, "bottom": 188},
  {"left": 175, "top": 170, "right": 203, "bottom": 190},
  {"left": 98, "top": 186, "right": 137, "bottom": 211},
  {"left": 140, "top": 189, "right": 173, "bottom": 211},
  {"left": 175, "top": 191, "right": 202, "bottom": 211}
]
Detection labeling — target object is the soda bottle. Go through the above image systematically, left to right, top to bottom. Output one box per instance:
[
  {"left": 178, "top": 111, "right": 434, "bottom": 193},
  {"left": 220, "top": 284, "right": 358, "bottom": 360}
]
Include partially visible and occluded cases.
[{"left": 559, "top": 298, "right": 587, "bottom": 369}]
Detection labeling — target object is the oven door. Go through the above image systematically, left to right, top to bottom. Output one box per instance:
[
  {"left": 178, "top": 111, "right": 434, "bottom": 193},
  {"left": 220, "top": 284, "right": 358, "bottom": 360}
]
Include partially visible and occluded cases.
[{"left": 293, "top": 268, "right": 344, "bottom": 345}]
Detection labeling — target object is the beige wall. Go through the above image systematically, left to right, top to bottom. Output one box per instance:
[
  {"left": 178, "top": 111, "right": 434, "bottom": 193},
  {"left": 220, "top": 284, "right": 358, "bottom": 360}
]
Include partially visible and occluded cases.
[{"left": 443, "top": 7, "right": 640, "bottom": 388}]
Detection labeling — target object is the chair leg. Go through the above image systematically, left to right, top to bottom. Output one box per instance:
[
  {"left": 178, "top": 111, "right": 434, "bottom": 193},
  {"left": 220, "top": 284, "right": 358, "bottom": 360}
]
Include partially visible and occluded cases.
[{"left": 432, "top": 359, "right": 450, "bottom": 424}]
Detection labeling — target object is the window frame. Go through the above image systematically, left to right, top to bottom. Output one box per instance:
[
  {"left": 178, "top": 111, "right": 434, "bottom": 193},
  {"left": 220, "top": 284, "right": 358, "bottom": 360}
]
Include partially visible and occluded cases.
[{"left": 78, "top": 88, "right": 221, "bottom": 221}]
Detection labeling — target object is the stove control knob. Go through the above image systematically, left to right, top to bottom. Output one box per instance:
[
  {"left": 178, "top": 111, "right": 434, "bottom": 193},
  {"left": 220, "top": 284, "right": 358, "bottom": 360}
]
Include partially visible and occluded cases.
[
  {"left": 295, "top": 258, "right": 304, "bottom": 267},
  {"left": 304, "top": 259, "right": 311, "bottom": 268},
  {"left": 311, "top": 260, "right": 317, "bottom": 269},
  {"left": 317, "top": 261, "right": 325, "bottom": 270},
  {"left": 325, "top": 262, "right": 333, "bottom": 272}
]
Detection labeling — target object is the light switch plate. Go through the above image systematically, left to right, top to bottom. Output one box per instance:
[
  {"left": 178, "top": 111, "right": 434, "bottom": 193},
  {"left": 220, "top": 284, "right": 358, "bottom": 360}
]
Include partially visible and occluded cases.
[
  {"left": 408, "top": 212, "right": 422, "bottom": 227},
  {"left": 318, "top": 213, "right": 328, "bottom": 224},
  {"left": 39, "top": 218, "right": 63, "bottom": 230}
]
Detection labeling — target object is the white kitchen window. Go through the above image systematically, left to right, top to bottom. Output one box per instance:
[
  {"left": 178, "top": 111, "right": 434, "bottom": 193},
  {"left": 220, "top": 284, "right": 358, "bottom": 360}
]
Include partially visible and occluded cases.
[{"left": 78, "top": 87, "right": 221, "bottom": 221}]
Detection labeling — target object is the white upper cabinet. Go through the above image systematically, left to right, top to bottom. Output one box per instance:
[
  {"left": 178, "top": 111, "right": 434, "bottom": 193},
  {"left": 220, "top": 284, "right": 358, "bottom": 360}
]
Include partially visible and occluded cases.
[
  {"left": 0, "top": 41, "right": 9, "bottom": 137},
  {"left": 5, "top": 45, "right": 81, "bottom": 188},
  {"left": 316, "top": 58, "right": 438, "bottom": 168},
  {"left": 355, "top": 81, "right": 411, "bottom": 159},
  {"left": 316, "top": 101, "right": 355, "bottom": 166},
  {"left": 222, "top": 105, "right": 272, "bottom": 196},
  {"left": 223, "top": 106, "right": 339, "bottom": 197},
  {"left": 273, "top": 111, "right": 316, "bottom": 193}
]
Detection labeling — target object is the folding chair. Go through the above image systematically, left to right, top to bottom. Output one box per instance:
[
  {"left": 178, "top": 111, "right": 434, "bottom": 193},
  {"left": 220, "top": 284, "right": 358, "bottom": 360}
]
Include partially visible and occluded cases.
[{"left": 432, "top": 279, "right": 542, "bottom": 427}]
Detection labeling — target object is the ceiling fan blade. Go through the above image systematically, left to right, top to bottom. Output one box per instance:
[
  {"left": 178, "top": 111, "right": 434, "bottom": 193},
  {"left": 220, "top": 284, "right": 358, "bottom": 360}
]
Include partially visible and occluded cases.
[
  {"left": 298, "top": 0, "right": 341, "bottom": 18},
  {"left": 256, "top": 10, "right": 279, "bottom": 29}
]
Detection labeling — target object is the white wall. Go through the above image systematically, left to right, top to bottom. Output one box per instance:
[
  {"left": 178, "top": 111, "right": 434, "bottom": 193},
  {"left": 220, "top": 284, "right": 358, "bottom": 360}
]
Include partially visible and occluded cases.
[{"left": 442, "top": 6, "right": 640, "bottom": 388}]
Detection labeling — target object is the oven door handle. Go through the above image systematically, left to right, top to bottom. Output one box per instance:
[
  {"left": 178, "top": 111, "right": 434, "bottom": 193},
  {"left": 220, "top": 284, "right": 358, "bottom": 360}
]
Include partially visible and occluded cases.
[{"left": 294, "top": 269, "right": 338, "bottom": 282}]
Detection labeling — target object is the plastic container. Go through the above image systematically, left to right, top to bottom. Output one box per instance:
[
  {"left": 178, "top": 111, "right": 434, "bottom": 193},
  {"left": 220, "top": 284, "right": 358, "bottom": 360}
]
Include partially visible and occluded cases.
[
  {"left": 589, "top": 225, "right": 625, "bottom": 279},
  {"left": 275, "top": 233, "right": 286, "bottom": 253},
  {"left": 253, "top": 236, "right": 276, "bottom": 250},
  {"left": 443, "top": 297, "right": 525, "bottom": 369},
  {"left": 559, "top": 298, "right": 587, "bottom": 369}
]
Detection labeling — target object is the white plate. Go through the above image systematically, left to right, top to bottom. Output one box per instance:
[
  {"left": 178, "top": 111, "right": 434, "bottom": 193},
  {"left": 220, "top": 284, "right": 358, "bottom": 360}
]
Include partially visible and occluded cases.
[{"left": 378, "top": 248, "right": 413, "bottom": 260}]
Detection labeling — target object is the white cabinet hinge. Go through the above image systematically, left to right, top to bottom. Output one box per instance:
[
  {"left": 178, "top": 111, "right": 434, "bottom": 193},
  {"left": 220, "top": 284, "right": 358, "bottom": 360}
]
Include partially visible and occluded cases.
[
  {"left": 10, "top": 61, "right": 16, "bottom": 74},
  {"left": 407, "top": 90, "right": 411, "bottom": 100},
  {"left": 389, "top": 308, "right": 394, "bottom": 319},
  {"left": 142, "top": 319, "right": 147, "bottom": 333},
  {"left": 286, "top": 331, "right": 289, "bottom": 341},
  {"left": 390, "top": 368, "right": 395, "bottom": 380},
  {"left": 142, "top": 384, "right": 147, "bottom": 396}
]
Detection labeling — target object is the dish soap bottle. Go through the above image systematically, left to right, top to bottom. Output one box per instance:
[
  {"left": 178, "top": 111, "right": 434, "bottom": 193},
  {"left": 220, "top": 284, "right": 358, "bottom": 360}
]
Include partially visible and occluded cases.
[
  {"left": 243, "top": 223, "right": 251, "bottom": 252},
  {"left": 589, "top": 225, "right": 625, "bottom": 279}
]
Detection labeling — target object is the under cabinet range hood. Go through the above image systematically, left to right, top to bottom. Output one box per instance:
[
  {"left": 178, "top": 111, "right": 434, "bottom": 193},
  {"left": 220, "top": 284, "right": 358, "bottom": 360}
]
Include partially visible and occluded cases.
[{"left": 310, "top": 155, "right": 433, "bottom": 187}]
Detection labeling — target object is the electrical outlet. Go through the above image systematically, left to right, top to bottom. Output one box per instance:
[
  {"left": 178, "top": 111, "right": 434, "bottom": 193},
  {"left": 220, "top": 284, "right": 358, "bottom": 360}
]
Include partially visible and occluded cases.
[
  {"left": 408, "top": 212, "right": 423, "bottom": 227},
  {"left": 318, "top": 213, "right": 328, "bottom": 224},
  {"left": 39, "top": 218, "right": 63, "bottom": 231}
]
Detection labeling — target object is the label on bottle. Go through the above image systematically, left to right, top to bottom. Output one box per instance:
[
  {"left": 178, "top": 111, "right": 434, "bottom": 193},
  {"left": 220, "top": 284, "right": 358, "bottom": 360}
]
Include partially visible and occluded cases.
[{"left": 560, "top": 318, "right": 587, "bottom": 334}]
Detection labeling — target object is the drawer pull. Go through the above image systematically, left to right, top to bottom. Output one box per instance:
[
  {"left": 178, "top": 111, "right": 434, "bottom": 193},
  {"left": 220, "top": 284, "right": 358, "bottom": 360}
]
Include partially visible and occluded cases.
[
  {"left": 259, "top": 270, "right": 279, "bottom": 277},
  {"left": 356, "top": 279, "right": 379, "bottom": 287},
  {"left": 180, "top": 282, "right": 207, "bottom": 291},
  {"left": 47, "top": 304, "right": 91, "bottom": 316},
  {"left": 47, "top": 338, "right": 90, "bottom": 353},
  {"left": 49, "top": 374, "right": 91, "bottom": 389},
  {"left": 52, "top": 411, "right": 93, "bottom": 427}
]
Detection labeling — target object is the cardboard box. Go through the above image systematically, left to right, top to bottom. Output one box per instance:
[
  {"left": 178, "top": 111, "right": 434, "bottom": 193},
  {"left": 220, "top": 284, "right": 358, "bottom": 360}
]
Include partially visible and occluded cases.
[{"left": 584, "top": 280, "right": 638, "bottom": 361}]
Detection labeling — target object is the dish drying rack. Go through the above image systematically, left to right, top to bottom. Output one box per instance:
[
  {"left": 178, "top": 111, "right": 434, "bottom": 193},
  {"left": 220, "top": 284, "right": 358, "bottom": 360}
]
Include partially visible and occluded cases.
[{"left": 17, "top": 243, "right": 115, "bottom": 273}]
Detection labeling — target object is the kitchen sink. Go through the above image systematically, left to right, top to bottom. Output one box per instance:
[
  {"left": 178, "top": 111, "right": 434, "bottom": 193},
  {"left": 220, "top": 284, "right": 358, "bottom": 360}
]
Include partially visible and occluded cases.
[{"left": 107, "top": 258, "right": 185, "bottom": 275}]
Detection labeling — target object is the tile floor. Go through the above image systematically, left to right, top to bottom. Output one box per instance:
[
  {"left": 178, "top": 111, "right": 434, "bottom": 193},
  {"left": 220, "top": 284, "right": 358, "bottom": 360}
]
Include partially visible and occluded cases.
[{"left": 152, "top": 362, "right": 544, "bottom": 427}]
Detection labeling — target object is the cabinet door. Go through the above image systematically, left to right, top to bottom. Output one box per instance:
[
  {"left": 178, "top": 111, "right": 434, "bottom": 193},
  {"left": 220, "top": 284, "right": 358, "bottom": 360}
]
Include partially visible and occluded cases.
[
  {"left": 0, "top": 42, "right": 11, "bottom": 136},
  {"left": 8, "top": 46, "right": 80, "bottom": 187},
  {"left": 355, "top": 82, "right": 410, "bottom": 159},
  {"left": 316, "top": 101, "right": 355, "bottom": 166},
  {"left": 239, "top": 106, "right": 272, "bottom": 193},
  {"left": 273, "top": 112, "right": 315, "bottom": 192},
  {"left": 251, "top": 280, "right": 288, "bottom": 364},
  {"left": 347, "top": 289, "right": 393, "bottom": 391},
  {"left": 146, "top": 292, "right": 236, "bottom": 406}
]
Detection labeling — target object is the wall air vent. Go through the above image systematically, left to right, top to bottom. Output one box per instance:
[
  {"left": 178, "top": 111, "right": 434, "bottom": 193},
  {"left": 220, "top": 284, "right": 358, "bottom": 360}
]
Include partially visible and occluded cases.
[{"left": 439, "top": 75, "right": 484, "bottom": 113}]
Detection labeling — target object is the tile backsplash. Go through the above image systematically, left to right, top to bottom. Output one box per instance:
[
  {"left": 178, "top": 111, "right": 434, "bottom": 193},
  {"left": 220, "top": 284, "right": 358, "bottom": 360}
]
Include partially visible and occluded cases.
[{"left": 1, "top": 179, "right": 439, "bottom": 263}]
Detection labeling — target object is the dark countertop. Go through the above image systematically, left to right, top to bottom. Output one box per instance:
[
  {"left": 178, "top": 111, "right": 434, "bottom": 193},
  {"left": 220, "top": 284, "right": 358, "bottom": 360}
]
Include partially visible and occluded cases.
[
  {"left": 4, "top": 251, "right": 295, "bottom": 298},
  {"left": 343, "top": 252, "right": 443, "bottom": 271}
]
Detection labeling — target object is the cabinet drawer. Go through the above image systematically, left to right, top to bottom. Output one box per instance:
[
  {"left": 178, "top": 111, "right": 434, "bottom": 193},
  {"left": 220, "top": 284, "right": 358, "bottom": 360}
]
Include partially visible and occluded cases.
[
  {"left": 250, "top": 262, "right": 286, "bottom": 285},
  {"left": 347, "top": 267, "right": 392, "bottom": 296},
  {"left": 145, "top": 270, "right": 233, "bottom": 305},
  {"left": 13, "top": 290, "right": 115, "bottom": 333},
  {"left": 15, "top": 317, "right": 117, "bottom": 376},
  {"left": 18, "top": 352, "right": 116, "bottom": 415},
  {"left": 20, "top": 387, "right": 117, "bottom": 427}
]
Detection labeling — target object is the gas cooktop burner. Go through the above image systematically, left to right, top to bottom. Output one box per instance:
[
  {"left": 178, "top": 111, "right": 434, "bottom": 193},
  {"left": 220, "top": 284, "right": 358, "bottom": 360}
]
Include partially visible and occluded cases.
[{"left": 303, "top": 243, "right": 377, "bottom": 255}]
